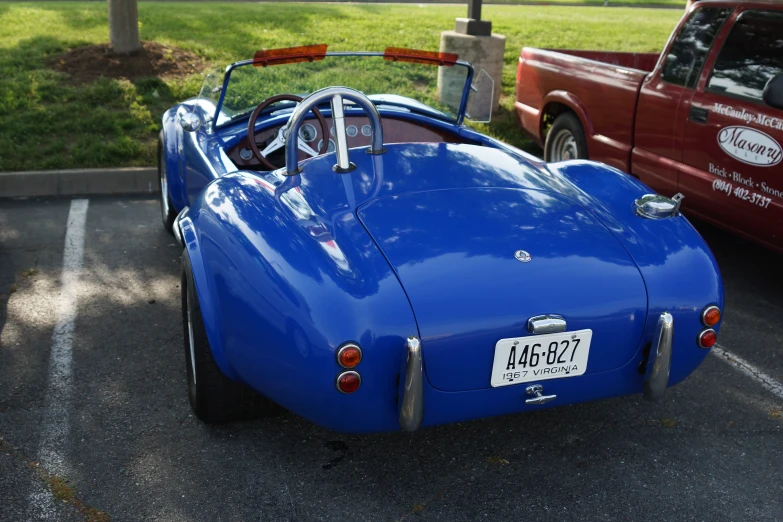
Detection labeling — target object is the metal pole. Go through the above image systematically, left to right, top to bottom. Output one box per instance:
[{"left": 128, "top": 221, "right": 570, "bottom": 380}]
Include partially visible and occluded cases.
[{"left": 468, "top": 0, "right": 482, "bottom": 21}]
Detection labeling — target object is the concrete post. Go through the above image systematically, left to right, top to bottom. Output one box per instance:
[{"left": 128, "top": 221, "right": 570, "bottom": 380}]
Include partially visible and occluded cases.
[
  {"left": 108, "top": 0, "right": 141, "bottom": 55},
  {"left": 438, "top": 30, "right": 505, "bottom": 116}
]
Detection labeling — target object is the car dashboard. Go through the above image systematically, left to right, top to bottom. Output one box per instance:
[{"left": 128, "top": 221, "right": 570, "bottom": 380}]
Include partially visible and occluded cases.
[{"left": 226, "top": 115, "right": 472, "bottom": 170}]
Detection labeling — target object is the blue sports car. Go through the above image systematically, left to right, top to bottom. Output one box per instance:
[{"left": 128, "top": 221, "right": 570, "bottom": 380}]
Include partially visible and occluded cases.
[{"left": 159, "top": 45, "right": 724, "bottom": 433}]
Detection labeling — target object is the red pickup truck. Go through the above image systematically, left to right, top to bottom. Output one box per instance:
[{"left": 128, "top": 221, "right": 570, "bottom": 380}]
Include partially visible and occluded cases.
[{"left": 515, "top": 0, "right": 783, "bottom": 252}]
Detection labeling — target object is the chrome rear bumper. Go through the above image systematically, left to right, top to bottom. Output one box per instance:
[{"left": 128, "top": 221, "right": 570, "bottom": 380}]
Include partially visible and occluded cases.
[
  {"left": 398, "top": 312, "right": 673, "bottom": 430},
  {"left": 644, "top": 312, "right": 674, "bottom": 402},
  {"left": 399, "top": 336, "right": 423, "bottom": 432}
]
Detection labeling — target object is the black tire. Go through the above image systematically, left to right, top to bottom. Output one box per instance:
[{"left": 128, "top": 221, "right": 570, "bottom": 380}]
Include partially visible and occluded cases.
[
  {"left": 544, "top": 112, "right": 589, "bottom": 163},
  {"left": 158, "top": 132, "right": 177, "bottom": 235},
  {"left": 181, "top": 250, "right": 282, "bottom": 423}
]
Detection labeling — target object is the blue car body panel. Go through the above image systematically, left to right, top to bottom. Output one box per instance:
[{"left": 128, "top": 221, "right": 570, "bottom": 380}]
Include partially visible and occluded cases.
[
  {"left": 162, "top": 91, "right": 723, "bottom": 433},
  {"left": 550, "top": 161, "right": 723, "bottom": 386},
  {"left": 356, "top": 172, "right": 649, "bottom": 392}
]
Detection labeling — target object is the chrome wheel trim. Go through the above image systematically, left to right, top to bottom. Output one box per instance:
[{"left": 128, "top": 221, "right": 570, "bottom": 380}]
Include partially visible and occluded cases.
[
  {"left": 550, "top": 129, "right": 579, "bottom": 162},
  {"left": 159, "top": 146, "right": 170, "bottom": 221},
  {"left": 186, "top": 285, "right": 197, "bottom": 385}
]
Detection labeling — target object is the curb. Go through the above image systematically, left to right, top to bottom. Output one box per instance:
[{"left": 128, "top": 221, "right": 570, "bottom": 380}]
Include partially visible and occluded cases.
[{"left": 0, "top": 167, "right": 158, "bottom": 198}]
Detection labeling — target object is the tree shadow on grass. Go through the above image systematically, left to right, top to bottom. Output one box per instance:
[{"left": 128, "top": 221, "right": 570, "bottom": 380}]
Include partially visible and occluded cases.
[
  {"left": 45, "top": 2, "right": 353, "bottom": 60},
  {"left": 0, "top": 36, "right": 193, "bottom": 171}
]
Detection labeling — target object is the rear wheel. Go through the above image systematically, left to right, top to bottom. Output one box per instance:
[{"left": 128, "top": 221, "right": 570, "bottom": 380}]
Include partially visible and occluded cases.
[
  {"left": 544, "top": 113, "right": 588, "bottom": 163},
  {"left": 158, "top": 133, "right": 177, "bottom": 234},
  {"left": 181, "top": 251, "right": 281, "bottom": 423}
]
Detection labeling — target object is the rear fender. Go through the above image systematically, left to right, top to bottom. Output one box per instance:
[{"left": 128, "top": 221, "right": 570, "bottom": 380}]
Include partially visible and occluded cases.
[
  {"left": 541, "top": 91, "right": 595, "bottom": 140},
  {"left": 551, "top": 160, "right": 724, "bottom": 385},
  {"left": 179, "top": 172, "right": 419, "bottom": 431}
]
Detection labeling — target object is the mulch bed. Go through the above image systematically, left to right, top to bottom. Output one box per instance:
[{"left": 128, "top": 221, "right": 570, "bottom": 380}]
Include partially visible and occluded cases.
[{"left": 47, "top": 41, "right": 205, "bottom": 84}]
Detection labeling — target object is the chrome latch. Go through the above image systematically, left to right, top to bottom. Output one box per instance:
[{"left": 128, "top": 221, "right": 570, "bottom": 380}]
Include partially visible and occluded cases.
[
  {"left": 634, "top": 193, "right": 684, "bottom": 219},
  {"left": 527, "top": 314, "right": 566, "bottom": 334},
  {"left": 525, "top": 384, "right": 557, "bottom": 405}
]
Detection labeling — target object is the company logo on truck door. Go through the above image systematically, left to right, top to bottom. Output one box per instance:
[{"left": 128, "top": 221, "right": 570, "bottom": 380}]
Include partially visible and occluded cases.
[
  {"left": 713, "top": 103, "right": 783, "bottom": 131},
  {"left": 717, "top": 126, "right": 782, "bottom": 167}
]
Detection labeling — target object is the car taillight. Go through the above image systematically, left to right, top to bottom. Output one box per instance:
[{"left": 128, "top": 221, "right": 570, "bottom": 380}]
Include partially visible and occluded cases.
[
  {"left": 702, "top": 305, "right": 721, "bottom": 327},
  {"left": 698, "top": 329, "right": 717, "bottom": 349},
  {"left": 337, "top": 344, "right": 362, "bottom": 368},
  {"left": 336, "top": 371, "right": 361, "bottom": 393}
]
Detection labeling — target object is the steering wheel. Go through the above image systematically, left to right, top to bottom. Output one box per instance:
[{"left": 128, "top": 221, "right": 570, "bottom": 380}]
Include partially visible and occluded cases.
[{"left": 247, "top": 94, "right": 329, "bottom": 171}]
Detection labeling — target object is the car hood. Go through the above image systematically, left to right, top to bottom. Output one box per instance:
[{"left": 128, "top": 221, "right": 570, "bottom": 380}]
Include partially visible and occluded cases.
[{"left": 357, "top": 187, "right": 648, "bottom": 391}]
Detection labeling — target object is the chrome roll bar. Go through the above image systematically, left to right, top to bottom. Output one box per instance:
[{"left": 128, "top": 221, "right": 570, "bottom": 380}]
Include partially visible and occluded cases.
[
  {"left": 283, "top": 86, "right": 384, "bottom": 176},
  {"left": 644, "top": 312, "right": 674, "bottom": 402},
  {"left": 399, "top": 336, "right": 423, "bottom": 432}
]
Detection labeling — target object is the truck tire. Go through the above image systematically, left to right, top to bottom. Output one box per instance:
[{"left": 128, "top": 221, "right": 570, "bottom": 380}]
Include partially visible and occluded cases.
[
  {"left": 544, "top": 113, "right": 588, "bottom": 163},
  {"left": 158, "top": 132, "right": 177, "bottom": 235},
  {"left": 181, "top": 250, "right": 282, "bottom": 423}
]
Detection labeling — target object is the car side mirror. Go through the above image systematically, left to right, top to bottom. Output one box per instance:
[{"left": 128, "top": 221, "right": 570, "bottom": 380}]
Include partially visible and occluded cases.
[
  {"left": 763, "top": 74, "right": 783, "bottom": 111},
  {"left": 178, "top": 109, "right": 201, "bottom": 133}
]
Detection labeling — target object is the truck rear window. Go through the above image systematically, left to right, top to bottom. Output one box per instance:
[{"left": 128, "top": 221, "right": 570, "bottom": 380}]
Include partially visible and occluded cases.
[
  {"left": 661, "top": 7, "right": 732, "bottom": 89},
  {"left": 707, "top": 10, "right": 783, "bottom": 104}
]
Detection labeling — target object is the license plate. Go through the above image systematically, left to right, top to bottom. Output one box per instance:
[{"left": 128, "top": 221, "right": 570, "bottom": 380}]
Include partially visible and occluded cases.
[{"left": 490, "top": 330, "right": 592, "bottom": 387}]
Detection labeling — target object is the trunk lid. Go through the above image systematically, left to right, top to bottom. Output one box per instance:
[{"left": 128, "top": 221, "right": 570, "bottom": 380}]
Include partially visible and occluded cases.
[{"left": 357, "top": 187, "right": 648, "bottom": 392}]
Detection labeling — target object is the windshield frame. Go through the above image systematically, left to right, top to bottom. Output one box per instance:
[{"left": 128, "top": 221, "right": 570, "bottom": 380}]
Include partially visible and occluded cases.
[{"left": 211, "top": 51, "right": 475, "bottom": 132}]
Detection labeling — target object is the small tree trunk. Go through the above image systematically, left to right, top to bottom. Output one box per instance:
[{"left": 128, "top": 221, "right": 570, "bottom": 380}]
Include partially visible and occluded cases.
[{"left": 108, "top": 0, "right": 141, "bottom": 54}]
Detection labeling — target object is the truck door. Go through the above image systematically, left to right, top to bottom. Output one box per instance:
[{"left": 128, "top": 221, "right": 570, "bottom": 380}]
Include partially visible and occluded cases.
[
  {"left": 632, "top": 6, "right": 732, "bottom": 195},
  {"left": 680, "top": 9, "right": 783, "bottom": 249}
]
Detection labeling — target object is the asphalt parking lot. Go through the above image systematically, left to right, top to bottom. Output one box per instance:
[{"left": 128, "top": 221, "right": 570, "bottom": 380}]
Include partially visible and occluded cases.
[{"left": 1, "top": 196, "right": 782, "bottom": 522}]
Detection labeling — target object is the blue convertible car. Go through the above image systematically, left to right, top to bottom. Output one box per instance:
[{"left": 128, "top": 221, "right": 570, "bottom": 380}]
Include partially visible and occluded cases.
[{"left": 159, "top": 45, "right": 723, "bottom": 432}]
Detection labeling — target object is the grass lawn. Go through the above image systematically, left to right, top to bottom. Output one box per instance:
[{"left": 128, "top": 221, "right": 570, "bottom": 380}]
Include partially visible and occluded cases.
[
  {"left": 474, "top": 0, "right": 685, "bottom": 4},
  {"left": 0, "top": 2, "right": 683, "bottom": 171}
]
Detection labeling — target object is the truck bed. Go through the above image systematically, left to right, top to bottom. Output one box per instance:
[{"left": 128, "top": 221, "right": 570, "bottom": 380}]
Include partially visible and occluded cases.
[
  {"left": 515, "top": 47, "right": 659, "bottom": 171},
  {"left": 547, "top": 50, "right": 659, "bottom": 73}
]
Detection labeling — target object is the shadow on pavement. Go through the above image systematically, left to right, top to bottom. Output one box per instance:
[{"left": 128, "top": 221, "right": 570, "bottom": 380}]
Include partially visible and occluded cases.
[{"left": 1, "top": 197, "right": 781, "bottom": 521}]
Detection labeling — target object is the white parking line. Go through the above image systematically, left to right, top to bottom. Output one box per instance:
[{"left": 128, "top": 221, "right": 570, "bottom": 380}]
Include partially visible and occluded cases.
[
  {"left": 27, "top": 199, "right": 88, "bottom": 519},
  {"left": 712, "top": 344, "right": 783, "bottom": 402}
]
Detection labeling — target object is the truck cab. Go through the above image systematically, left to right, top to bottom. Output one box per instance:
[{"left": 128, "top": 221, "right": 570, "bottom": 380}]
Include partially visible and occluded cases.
[{"left": 636, "top": 3, "right": 782, "bottom": 249}]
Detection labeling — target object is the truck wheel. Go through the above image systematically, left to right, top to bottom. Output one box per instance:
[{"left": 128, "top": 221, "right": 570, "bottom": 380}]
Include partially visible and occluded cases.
[
  {"left": 544, "top": 113, "right": 588, "bottom": 162},
  {"left": 158, "top": 133, "right": 177, "bottom": 235},
  {"left": 181, "top": 251, "right": 282, "bottom": 423}
]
